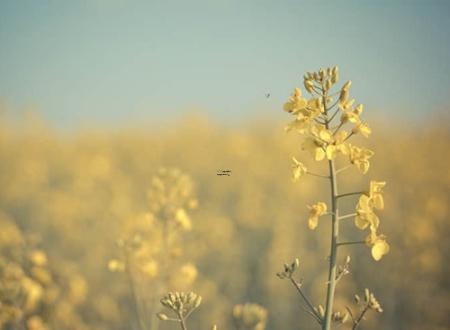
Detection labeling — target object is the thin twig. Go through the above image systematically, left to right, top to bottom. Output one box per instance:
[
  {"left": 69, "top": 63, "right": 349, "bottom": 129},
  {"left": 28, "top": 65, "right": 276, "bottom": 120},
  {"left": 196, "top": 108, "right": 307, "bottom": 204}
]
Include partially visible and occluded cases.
[
  {"left": 336, "top": 165, "right": 352, "bottom": 174},
  {"left": 307, "top": 172, "right": 330, "bottom": 179},
  {"left": 336, "top": 191, "right": 365, "bottom": 199},
  {"left": 338, "top": 213, "right": 357, "bottom": 221},
  {"left": 337, "top": 240, "right": 365, "bottom": 247},
  {"left": 289, "top": 278, "right": 322, "bottom": 321},
  {"left": 352, "top": 304, "right": 370, "bottom": 330}
]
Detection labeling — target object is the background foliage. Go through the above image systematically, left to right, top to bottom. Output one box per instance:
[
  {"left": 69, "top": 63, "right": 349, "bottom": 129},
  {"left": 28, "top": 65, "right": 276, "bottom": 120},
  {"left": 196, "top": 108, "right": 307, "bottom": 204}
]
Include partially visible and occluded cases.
[{"left": 0, "top": 113, "right": 448, "bottom": 330}]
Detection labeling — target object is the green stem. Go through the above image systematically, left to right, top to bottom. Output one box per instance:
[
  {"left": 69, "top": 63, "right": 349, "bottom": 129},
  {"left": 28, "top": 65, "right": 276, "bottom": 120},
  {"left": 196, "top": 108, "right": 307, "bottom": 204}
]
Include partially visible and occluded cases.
[
  {"left": 322, "top": 85, "right": 339, "bottom": 330},
  {"left": 323, "top": 158, "right": 339, "bottom": 330},
  {"left": 336, "top": 191, "right": 364, "bottom": 199},
  {"left": 338, "top": 213, "right": 357, "bottom": 221},
  {"left": 337, "top": 240, "right": 365, "bottom": 247},
  {"left": 124, "top": 251, "right": 147, "bottom": 330},
  {"left": 289, "top": 278, "right": 322, "bottom": 321},
  {"left": 179, "top": 316, "right": 188, "bottom": 330}
]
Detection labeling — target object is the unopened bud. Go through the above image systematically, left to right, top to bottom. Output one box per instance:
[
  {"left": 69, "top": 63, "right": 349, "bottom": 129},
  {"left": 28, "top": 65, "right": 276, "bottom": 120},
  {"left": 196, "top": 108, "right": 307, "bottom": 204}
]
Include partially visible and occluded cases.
[
  {"left": 304, "top": 79, "right": 314, "bottom": 93},
  {"left": 343, "top": 80, "right": 352, "bottom": 90},
  {"left": 354, "top": 104, "right": 364, "bottom": 115},
  {"left": 364, "top": 288, "right": 370, "bottom": 302},
  {"left": 157, "top": 313, "right": 169, "bottom": 321}
]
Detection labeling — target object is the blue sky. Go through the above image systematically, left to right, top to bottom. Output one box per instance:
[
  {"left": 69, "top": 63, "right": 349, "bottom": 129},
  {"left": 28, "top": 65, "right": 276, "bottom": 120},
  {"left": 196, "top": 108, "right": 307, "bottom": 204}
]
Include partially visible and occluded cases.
[{"left": 1, "top": 0, "right": 449, "bottom": 128}]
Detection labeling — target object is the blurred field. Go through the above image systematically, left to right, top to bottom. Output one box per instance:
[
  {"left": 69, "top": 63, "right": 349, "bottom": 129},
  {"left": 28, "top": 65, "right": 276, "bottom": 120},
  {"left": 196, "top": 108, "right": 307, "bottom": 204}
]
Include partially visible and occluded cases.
[{"left": 0, "top": 113, "right": 449, "bottom": 330}]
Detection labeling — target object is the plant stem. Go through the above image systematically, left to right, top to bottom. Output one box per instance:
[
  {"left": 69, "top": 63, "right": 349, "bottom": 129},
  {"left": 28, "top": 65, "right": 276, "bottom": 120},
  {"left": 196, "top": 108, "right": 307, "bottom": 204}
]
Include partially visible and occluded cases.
[
  {"left": 322, "top": 84, "right": 339, "bottom": 330},
  {"left": 323, "top": 158, "right": 339, "bottom": 330},
  {"left": 307, "top": 172, "right": 330, "bottom": 179},
  {"left": 336, "top": 191, "right": 364, "bottom": 199},
  {"left": 338, "top": 213, "right": 357, "bottom": 221},
  {"left": 337, "top": 240, "right": 365, "bottom": 247},
  {"left": 124, "top": 251, "right": 147, "bottom": 330},
  {"left": 289, "top": 278, "right": 322, "bottom": 321},
  {"left": 352, "top": 304, "right": 370, "bottom": 330},
  {"left": 179, "top": 315, "right": 188, "bottom": 330}
]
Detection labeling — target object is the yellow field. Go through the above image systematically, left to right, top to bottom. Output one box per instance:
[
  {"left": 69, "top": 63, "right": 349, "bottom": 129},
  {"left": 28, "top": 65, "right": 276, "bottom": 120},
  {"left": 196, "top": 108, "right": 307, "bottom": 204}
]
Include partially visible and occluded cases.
[{"left": 0, "top": 113, "right": 448, "bottom": 330}]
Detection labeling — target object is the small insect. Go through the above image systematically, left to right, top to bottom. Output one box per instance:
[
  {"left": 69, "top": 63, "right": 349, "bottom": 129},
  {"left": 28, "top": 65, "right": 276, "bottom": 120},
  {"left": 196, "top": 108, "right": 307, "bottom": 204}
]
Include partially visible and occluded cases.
[
  {"left": 265, "top": 92, "right": 271, "bottom": 99},
  {"left": 217, "top": 170, "right": 232, "bottom": 176}
]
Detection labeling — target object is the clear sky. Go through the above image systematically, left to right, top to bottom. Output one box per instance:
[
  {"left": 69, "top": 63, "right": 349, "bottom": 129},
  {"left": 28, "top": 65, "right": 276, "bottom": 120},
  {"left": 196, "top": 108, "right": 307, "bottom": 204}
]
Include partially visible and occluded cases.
[{"left": 1, "top": 0, "right": 449, "bottom": 128}]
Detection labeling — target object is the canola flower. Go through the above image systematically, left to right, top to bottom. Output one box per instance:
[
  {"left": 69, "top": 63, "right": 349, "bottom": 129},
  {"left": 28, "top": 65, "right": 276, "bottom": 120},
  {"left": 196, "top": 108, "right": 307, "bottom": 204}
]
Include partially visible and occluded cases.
[
  {"left": 281, "top": 66, "right": 389, "bottom": 330},
  {"left": 0, "top": 93, "right": 447, "bottom": 330},
  {"left": 108, "top": 168, "right": 199, "bottom": 330}
]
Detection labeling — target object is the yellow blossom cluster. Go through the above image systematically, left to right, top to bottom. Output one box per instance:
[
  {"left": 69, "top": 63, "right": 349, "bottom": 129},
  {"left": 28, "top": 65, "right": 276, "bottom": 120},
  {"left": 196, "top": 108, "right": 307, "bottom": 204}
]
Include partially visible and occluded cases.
[
  {"left": 283, "top": 66, "right": 389, "bottom": 261},
  {"left": 284, "top": 66, "right": 376, "bottom": 176},
  {"left": 356, "top": 181, "right": 390, "bottom": 260},
  {"left": 232, "top": 303, "right": 268, "bottom": 330}
]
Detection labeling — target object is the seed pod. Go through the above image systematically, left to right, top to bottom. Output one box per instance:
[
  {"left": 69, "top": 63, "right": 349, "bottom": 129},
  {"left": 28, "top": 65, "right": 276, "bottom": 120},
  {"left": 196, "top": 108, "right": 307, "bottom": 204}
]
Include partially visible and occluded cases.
[
  {"left": 325, "top": 79, "right": 332, "bottom": 91},
  {"left": 364, "top": 288, "right": 370, "bottom": 302},
  {"left": 354, "top": 294, "right": 360, "bottom": 303},
  {"left": 194, "top": 296, "right": 202, "bottom": 308},
  {"left": 318, "top": 305, "right": 325, "bottom": 317},
  {"left": 157, "top": 313, "right": 169, "bottom": 321}
]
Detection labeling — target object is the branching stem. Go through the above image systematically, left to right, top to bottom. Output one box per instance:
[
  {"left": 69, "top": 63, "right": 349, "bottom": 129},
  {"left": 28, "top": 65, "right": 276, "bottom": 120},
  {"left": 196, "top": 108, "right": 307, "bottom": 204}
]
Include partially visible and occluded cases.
[
  {"left": 322, "top": 86, "right": 340, "bottom": 330},
  {"left": 336, "top": 165, "right": 352, "bottom": 174},
  {"left": 307, "top": 172, "right": 330, "bottom": 179},
  {"left": 336, "top": 191, "right": 365, "bottom": 199},
  {"left": 338, "top": 213, "right": 357, "bottom": 221},
  {"left": 337, "top": 240, "right": 365, "bottom": 247},
  {"left": 178, "top": 314, "right": 188, "bottom": 330}
]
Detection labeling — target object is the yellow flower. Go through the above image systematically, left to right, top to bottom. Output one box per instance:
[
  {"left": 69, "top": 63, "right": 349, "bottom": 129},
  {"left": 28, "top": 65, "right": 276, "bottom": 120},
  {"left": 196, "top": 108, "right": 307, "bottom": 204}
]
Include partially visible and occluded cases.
[
  {"left": 283, "top": 88, "right": 308, "bottom": 114},
  {"left": 285, "top": 116, "right": 310, "bottom": 134},
  {"left": 352, "top": 122, "right": 372, "bottom": 138},
  {"left": 325, "top": 130, "right": 350, "bottom": 160},
  {"left": 302, "top": 137, "right": 326, "bottom": 161},
  {"left": 348, "top": 144, "right": 374, "bottom": 174},
  {"left": 291, "top": 157, "right": 307, "bottom": 181},
  {"left": 369, "top": 181, "right": 386, "bottom": 210},
  {"left": 355, "top": 195, "right": 380, "bottom": 231},
  {"left": 307, "top": 202, "right": 327, "bottom": 230},
  {"left": 175, "top": 208, "right": 192, "bottom": 231},
  {"left": 366, "top": 232, "right": 390, "bottom": 261},
  {"left": 30, "top": 250, "right": 47, "bottom": 267},
  {"left": 108, "top": 259, "right": 125, "bottom": 272},
  {"left": 140, "top": 260, "right": 159, "bottom": 278},
  {"left": 179, "top": 263, "right": 198, "bottom": 285}
]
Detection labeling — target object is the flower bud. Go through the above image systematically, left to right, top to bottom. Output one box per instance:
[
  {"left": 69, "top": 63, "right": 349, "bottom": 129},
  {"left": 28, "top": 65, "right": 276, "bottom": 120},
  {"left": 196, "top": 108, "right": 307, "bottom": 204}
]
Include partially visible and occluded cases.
[
  {"left": 304, "top": 79, "right": 314, "bottom": 93},
  {"left": 343, "top": 80, "right": 352, "bottom": 90},
  {"left": 339, "top": 89, "right": 349, "bottom": 103},
  {"left": 354, "top": 104, "right": 364, "bottom": 115},
  {"left": 157, "top": 313, "right": 169, "bottom": 321}
]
